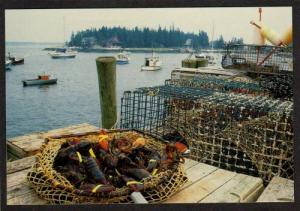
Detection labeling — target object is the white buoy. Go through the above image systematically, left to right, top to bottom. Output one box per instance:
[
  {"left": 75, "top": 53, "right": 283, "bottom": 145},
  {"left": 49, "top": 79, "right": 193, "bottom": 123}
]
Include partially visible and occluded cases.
[
  {"left": 250, "top": 21, "right": 283, "bottom": 46},
  {"left": 130, "top": 192, "right": 148, "bottom": 203}
]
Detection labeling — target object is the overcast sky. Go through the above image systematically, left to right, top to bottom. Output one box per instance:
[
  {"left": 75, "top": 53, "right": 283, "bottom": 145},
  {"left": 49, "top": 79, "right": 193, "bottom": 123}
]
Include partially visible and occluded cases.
[{"left": 5, "top": 7, "right": 292, "bottom": 44}]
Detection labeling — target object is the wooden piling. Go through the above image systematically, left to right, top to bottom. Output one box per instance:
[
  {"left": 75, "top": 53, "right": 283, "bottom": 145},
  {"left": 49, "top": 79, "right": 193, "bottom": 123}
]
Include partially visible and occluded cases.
[{"left": 96, "top": 57, "right": 117, "bottom": 129}]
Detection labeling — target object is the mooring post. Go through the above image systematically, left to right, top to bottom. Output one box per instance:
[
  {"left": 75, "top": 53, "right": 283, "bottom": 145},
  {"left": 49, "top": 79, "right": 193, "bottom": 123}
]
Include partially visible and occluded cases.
[{"left": 96, "top": 57, "right": 117, "bottom": 129}]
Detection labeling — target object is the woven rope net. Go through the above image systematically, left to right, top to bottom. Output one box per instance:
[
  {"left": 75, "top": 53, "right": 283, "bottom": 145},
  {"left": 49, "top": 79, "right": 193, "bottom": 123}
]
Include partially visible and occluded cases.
[{"left": 27, "top": 130, "right": 188, "bottom": 204}]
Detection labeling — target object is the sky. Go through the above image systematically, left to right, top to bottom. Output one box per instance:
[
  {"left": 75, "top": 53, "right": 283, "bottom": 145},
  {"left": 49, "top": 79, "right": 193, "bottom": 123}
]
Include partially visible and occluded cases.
[{"left": 5, "top": 7, "right": 292, "bottom": 44}]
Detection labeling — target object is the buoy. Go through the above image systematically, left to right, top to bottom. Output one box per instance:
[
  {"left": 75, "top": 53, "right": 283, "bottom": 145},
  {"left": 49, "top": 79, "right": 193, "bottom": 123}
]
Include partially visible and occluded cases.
[
  {"left": 252, "top": 8, "right": 265, "bottom": 45},
  {"left": 250, "top": 21, "right": 283, "bottom": 46},
  {"left": 281, "top": 26, "right": 292, "bottom": 46}
]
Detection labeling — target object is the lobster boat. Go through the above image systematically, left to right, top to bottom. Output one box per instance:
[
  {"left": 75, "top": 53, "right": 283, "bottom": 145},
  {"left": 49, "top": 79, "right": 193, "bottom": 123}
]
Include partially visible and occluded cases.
[
  {"left": 49, "top": 48, "right": 77, "bottom": 59},
  {"left": 116, "top": 52, "right": 130, "bottom": 64},
  {"left": 141, "top": 53, "right": 162, "bottom": 71},
  {"left": 195, "top": 53, "right": 215, "bottom": 65},
  {"left": 23, "top": 74, "right": 57, "bottom": 86}
]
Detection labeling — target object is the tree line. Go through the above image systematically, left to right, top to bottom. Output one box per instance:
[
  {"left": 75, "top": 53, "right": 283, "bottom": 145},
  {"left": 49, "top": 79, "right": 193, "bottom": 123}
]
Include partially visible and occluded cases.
[{"left": 68, "top": 26, "right": 244, "bottom": 49}]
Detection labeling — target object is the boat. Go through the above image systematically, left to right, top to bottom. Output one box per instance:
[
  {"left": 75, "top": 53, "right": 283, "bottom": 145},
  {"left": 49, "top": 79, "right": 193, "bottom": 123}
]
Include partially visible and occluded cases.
[
  {"left": 48, "top": 48, "right": 77, "bottom": 59},
  {"left": 116, "top": 52, "right": 130, "bottom": 64},
  {"left": 141, "top": 52, "right": 162, "bottom": 71},
  {"left": 8, "top": 53, "right": 24, "bottom": 65},
  {"left": 195, "top": 53, "right": 216, "bottom": 65},
  {"left": 5, "top": 59, "right": 12, "bottom": 70},
  {"left": 22, "top": 74, "right": 57, "bottom": 86}
]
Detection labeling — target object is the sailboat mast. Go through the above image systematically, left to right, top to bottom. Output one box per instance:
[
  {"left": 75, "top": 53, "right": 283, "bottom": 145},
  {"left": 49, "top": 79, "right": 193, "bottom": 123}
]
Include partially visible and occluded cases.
[
  {"left": 63, "top": 16, "right": 66, "bottom": 46},
  {"left": 211, "top": 20, "right": 215, "bottom": 51}
]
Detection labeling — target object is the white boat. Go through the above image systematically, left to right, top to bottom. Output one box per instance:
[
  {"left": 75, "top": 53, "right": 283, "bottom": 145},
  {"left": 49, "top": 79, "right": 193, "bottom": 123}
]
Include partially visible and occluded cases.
[
  {"left": 49, "top": 48, "right": 77, "bottom": 59},
  {"left": 116, "top": 52, "right": 130, "bottom": 64},
  {"left": 141, "top": 53, "right": 162, "bottom": 71},
  {"left": 195, "top": 53, "right": 216, "bottom": 65},
  {"left": 5, "top": 59, "right": 12, "bottom": 70}
]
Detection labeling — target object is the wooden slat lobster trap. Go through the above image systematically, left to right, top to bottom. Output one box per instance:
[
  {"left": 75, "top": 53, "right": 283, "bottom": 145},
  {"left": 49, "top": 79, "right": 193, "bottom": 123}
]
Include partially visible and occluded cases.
[{"left": 119, "top": 84, "right": 293, "bottom": 184}]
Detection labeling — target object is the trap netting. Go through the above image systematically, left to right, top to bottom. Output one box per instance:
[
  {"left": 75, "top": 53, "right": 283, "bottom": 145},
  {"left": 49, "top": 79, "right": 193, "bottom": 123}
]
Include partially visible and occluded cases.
[
  {"left": 221, "top": 44, "right": 293, "bottom": 74},
  {"left": 165, "top": 76, "right": 269, "bottom": 96},
  {"left": 119, "top": 85, "right": 293, "bottom": 184},
  {"left": 27, "top": 130, "right": 188, "bottom": 204}
]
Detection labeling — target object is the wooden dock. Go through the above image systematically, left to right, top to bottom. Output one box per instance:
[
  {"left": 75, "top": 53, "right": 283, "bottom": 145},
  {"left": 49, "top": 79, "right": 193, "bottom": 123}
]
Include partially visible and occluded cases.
[
  {"left": 6, "top": 123, "right": 294, "bottom": 204},
  {"left": 7, "top": 123, "right": 98, "bottom": 159}
]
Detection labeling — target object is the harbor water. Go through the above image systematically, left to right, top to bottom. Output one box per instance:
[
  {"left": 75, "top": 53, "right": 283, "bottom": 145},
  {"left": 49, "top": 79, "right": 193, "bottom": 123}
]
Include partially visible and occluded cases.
[{"left": 6, "top": 43, "right": 223, "bottom": 138}]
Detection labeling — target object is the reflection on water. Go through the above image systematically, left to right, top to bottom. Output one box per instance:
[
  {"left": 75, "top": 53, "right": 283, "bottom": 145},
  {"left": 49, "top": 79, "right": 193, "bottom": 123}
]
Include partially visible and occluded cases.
[{"left": 6, "top": 43, "right": 223, "bottom": 138}]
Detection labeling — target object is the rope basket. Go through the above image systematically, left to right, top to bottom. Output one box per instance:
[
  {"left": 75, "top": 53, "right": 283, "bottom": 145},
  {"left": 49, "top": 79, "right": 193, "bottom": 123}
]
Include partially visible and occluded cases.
[{"left": 27, "top": 129, "right": 188, "bottom": 204}]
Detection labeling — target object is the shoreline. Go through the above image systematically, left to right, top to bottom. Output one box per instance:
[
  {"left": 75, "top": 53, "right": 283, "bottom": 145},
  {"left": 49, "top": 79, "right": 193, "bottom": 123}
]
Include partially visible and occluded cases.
[{"left": 43, "top": 47, "right": 226, "bottom": 54}]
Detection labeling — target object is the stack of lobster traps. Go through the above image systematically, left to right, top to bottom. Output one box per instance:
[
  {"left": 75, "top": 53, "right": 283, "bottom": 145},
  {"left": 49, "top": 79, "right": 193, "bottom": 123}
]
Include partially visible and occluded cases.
[{"left": 120, "top": 76, "right": 293, "bottom": 184}]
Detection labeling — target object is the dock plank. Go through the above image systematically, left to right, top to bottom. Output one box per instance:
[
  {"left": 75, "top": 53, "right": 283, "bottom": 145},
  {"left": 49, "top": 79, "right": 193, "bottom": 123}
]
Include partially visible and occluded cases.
[
  {"left": 7, "top": 123, "right": 98, "bottom": 158},
  {"left": 7, "top": 156, "right": 36, "bottom": 174},
  {"left": 183, "top": 158, "right": 199, "bottom": 170},
  {"left": 7, "top": 169, "right": 31, "bottom": 188},
  {"left": 165, "top": 169, "right": 236, "bottom": 203},
  {"left": 200, "top": 174, "right": 264, "bottom": 203},
  {"left": 256, "top": 176, "right": 294, "bottom": 202},
  {"left": 7, "top": 192, "right": 48, "bottom": 205}
]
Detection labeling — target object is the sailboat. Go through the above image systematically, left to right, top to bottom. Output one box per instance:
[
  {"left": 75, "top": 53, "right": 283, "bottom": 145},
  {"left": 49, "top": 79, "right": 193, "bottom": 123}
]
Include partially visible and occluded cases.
[
  {"left": 48, "top": 16, "right": 77, "bottom": 59},
  {"left": 195, "top": 20, "right": 216, "bottom": 65},
  {"left": 141, "top": 50, "right": 162, "bottom": 71}
]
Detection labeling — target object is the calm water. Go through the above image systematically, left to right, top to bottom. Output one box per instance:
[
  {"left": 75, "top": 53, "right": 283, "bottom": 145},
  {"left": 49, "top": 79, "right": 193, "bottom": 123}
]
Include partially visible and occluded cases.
[{"left": 6, "top": 43, "right": 222, "bottom": 138}]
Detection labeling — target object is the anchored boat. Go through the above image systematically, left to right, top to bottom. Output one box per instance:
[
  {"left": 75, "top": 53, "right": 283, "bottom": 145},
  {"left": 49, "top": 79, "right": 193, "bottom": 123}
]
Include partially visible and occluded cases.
[
  {"left": 49, "top": 48, "right": 77, "bottom": 59},
  {"left": 116, "top": 52, "right": 130, "bottom": 64},
  {"left": 141, "top": 52, "right": 162, "bottom": 71},
  {"left": 8, "top": 53, "right": 24, "bottom": 65},
  {"left": 195, "top": 53, "right": 215, "bottom": 65},
  {"left": 5, "top": 59, "right": 12, "bottom": 70},
  {"left": 23, "top": 74, "right": 57, "bottom": 86}
]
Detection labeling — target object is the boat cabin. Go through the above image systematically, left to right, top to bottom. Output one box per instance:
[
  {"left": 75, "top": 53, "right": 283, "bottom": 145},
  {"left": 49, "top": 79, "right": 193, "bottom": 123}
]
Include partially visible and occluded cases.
[
  {"left": 56, "top": 48, "right": 67, "bottom": 53},
  {"left": 117, "top": 53, "right": 129, "bottom": 60},
  {"left": 145, "top": 57, "right": 160, "bottom": 67},
  {"left": 38, "top": 75, "right": 50, "bottom": 80}
]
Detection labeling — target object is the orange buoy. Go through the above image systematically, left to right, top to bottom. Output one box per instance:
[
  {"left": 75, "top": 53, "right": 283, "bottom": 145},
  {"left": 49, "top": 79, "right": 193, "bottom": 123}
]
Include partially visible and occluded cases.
[{"left": 281, "top": 26, "right": 292, "bottom": 46}]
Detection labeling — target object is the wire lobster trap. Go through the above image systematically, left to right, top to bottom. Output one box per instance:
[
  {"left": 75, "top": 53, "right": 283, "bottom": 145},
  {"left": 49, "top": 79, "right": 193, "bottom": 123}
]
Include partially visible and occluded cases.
[
  {"left": 221, "top": 44, "right": 293, "bottom": 74},
  {"left": 165, "top": 75, "right": 269, "bottom": 96},
  {"left": 119, "top": 85, "right": 293, "bottom": 184}
]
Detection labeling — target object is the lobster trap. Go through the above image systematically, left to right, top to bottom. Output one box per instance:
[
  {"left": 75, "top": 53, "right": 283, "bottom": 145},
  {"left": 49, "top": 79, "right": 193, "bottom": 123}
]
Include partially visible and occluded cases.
[
  {"left": 221, "top": 44, "right": 293, "bottom": 74},
  {"left": 165, "top": 76, "right": 269, "bottom": 96},
  {"left": 119, "top": 84, "right": 294, "bottom": 184}
]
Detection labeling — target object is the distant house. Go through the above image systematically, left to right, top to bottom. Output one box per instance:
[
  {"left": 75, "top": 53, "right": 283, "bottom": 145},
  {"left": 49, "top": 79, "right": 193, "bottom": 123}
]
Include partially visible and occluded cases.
[
  {"left": 104, "top": 36, "right": 122, "bottom": 48},
  {"left": 82, "top": 37, "right": 97, "bottom": 48},
  {"left": 182, "top": 38, "right": 194, "bottom": 53},
  {"left": 184, "top": 38, "right": 192, "bottom": 47}
]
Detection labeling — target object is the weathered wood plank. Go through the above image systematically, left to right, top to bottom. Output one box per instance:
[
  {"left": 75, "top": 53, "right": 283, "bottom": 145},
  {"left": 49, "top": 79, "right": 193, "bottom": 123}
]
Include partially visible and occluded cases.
[
  {"left": 7, "top": 123, "right": 98, "bottom": 158},
  {"left": 7, "top": 142, "right": 28, "bottom": 159},
  {"left": 7, "top": 156, "right": 36, "bottom": 174},
  {"left": 183, "top": 158, "right": 199, "bottom": 170},
  {"left": 179, "top": 162, "right": 218, "bottom": 191},
  {"left": 7, "top": 169, "right": 30, "bottom": 188},
  {"left": 165, "top": 169, "right": 236, "bottom": 203},
  {"left": 200, "top": 174, "right": 264, "bottom": 203},
  {"left": 256, "top": 176, "right": 294, "bottom": 202},
  {"left": 7, "top": 182, "right": 34, "bottom": 200},
  {"left": 7, "top": 192, "right": 48, "bottom": 205}
]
